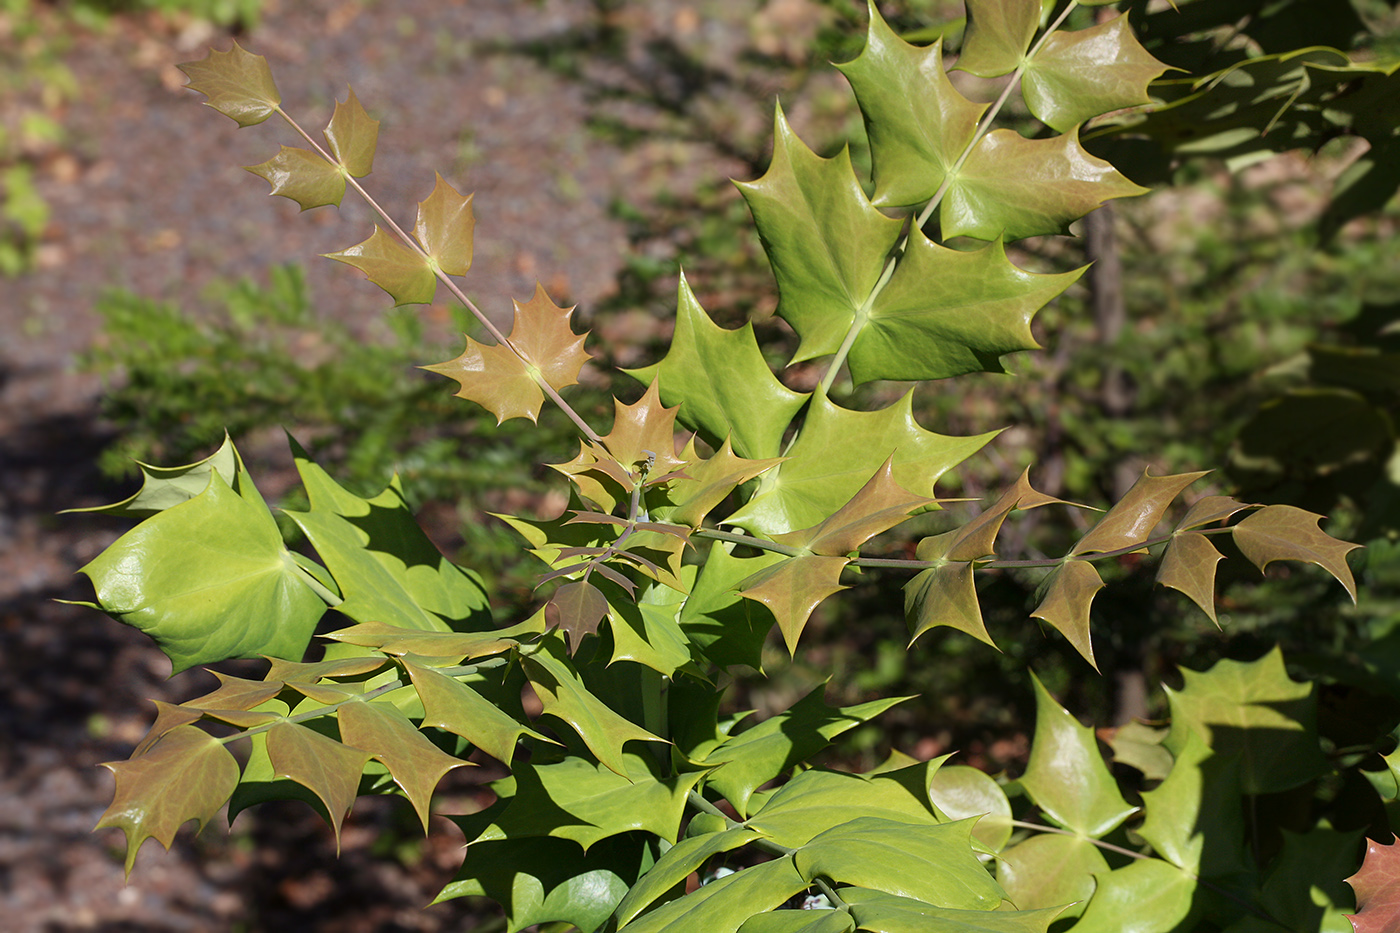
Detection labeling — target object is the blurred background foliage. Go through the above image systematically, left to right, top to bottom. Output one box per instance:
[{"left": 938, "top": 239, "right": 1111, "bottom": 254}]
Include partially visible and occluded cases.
[{"left": 82, "top": 0, "right": 1400, "bottom": 769}]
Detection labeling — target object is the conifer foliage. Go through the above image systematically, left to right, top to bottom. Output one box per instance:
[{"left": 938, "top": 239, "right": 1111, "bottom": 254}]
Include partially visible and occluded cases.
[{"left": 72, "top": 3, "right": 1386, "bottom": 931}]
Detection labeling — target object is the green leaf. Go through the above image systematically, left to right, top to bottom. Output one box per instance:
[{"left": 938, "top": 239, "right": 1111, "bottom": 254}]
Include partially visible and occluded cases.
[
  {"left": 954, "top": 0, "right": 1039, "bottom": 78},
  {"left": 836, "top": 7, "right": 985, "bottom": 208},
  {"left": 1021, "top": 15, "right": 1170, "bottom": 133},
  {"left": 178, "top": 41, "right": 280, "bottom": 127},
  {"left": 324, "top": 86, "right": 377, "bottom": 177},
  {"left": 736, "top": 105, "right": 903, "bottom": 364},
  {"left": 944, "top": 128, "right": 1148, "bottom": 241},
  {"left": 245, "top": 145, "right": 345, "bottom": 210},
  {"left": 413, "top": 172, "right": 474, "bottom": 275},
  {"left": 324, "top": 225, "right": 436, "bottom": 305},
  {"left": 850, "top": 234, "right": 1078, "bottom": 384},
  {"left": 627, "top": 275, "right": 809, "bottom": 459},
  {"left": 727, "top": 391, "right": 994, "bottom": 537},
  {"left": 63, "top": 432, "right": 241, "bottom": 518},
  {"left": 650, "top": 438, "right": 784, "bottom": 531},
  {"left": 283, "top": 441, "right": 491, "bottom": 632},
  {"left": 775, "top": 457, "right": 935, "bottom": 557},
  {"left": 1072, "top": 469, "right": 1208, "bottom": 556},
  {"left": 79, "top": 470, "right": 325, "bottom": 673},
  {"left": 1231, "top": 504, "right": 1361, "bottom": 601},
  {"left": 1156, "top": 531, "right": 1225, "bottom": 624},
  {"left": 678, "top": 542, "right": 786, "bottom": 672},
  {"left": 739, "top": 554, "right": 850, "bottom": 654},
  {"left": 1029, "top": 559, "right": 1104, "bottom": 670},
  {"left": 905, "top": 561, "right": 990, "bottom": 648},
  {"left": 610, "top": 583, "right": 698, "bottom": 677},
  {"left": 324, "top": 618, "right": 538, "bottom": 661},
  {"left": 520, "top": 635, "right": 665, "bottom": 776},
  {"left": 1163, "top": 646, "right": 1326, "bottom": 795},
  {"left": 404, "top": 658, "right": 552, "bottom": 766},
  {"left": 1019, "top": 672, "right": 1135, "bottom": 837},
  {"left": 698, "top": 688, "right": 910, "bottom": 818},
  {"left": 337, "top": 698, "right": 472, "bottom": 831},
  {"left": 265, "top": 720, "right": 373, "bottom": 849},
  {"left": 96, "top": 725, "right": 240, "bottom": 875},
  {"left": 1136, "top": 728, "right": 1249, "bottom": 877},
  {"left": 473, "top": 752, "right": 703, "bottom": 851},
  {"left": 745, "top": 762, "right": 944, "bottom": 848},
  {"left": 927, "top": 765, "right": 1012, "bottom": 853},
  {"left": 796, "top": 817, "right": 1003, "bottom": 909},
  {"left": 613, "top": 826, "right": 761, "bottom": 927},
  {"left": 1260, "top": 827, "right": 1360, "bottom": 931},
  {"left": 438, "top": 833, "right": 652, "bottom": 933},
  {"left": 997, "top": 833, "right": 1108, "bottom": 918},
  {"left": 621, "top": 856, "right": 809, "bottom": 933},
  {"left": 1071, "top": 859, "right": 1197, "bottom": 933},
  {"left": 841, "top": 886, "right": 1063, "bottom": 933},
  {"left": 739, "top": 910, "right": 856, "bottom": 933}
]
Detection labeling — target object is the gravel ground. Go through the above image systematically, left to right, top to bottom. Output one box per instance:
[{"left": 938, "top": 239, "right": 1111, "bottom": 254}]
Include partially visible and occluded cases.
[{"left": 0, "top": 1, "right": 740, "bottom": 928}]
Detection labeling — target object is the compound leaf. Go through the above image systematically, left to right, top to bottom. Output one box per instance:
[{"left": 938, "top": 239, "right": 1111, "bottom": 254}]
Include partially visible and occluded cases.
[
  {"left": 955, "top": 0, "right": 1040, "bottom": 78},
  {"left": 836, "top": 7, "right": 985, "bottom": 208},
  {"left": 1022, "top": 15, "right": 1170, "bottom": 133},
  {"left": 178, "top": 41, "right": 280, "bottom": 127},
  {"left": 324, "top": 86, "right": 377, "bottom": 177},
  {"left": 737, "top": 105, "right": 903, "bottom": 364},
  {"left": 245, "top": 145, "right": 345, "bottom": 210},
  {"left": 414, "top": 172, "right": 474, "bottom": 275},
  {"left": 324, "top": 225, "right": 436, "bottom": 305},
  {"left": 627, "top": 275, "right": 808, "bottom": 460},
  {"left": 426, "top": 283, "right": 590, "bottom": 425},
  {"left": 1073, "top": 469, "right": 1207, "bottom": 556},
  {"left": 79, "top": 470, "right": 325, "bottom": 673},
  {"left": 1231, "top": 504, "right": 1360, "bottom": 601},
  {"left": 1157, "top": 531, "right": 1225, "bottom": 624},
  {"left": 739, "top": 554, "right": 850, "bottom": 654},
  {"left": 1029, "top": 559, "right": 1104, "bottom": 670},
  {"left": 905, "top": 560, "right": 990, "bottom": 648},
  {"left": 404, "top": 658, "right": 552, "bottom": 766},
  {"left": 1019, "top": 672, "right": 1136, "bottom": 837},
  {"left": 337, "top": 698, "right": 472, "bottom": 831},
  {"left": 265, "top": 720, "right": 373, "bottom": 850},
  {"left": 96, "top": 725, "right": 240, "bottom": 875},
  {"left": 1345, "top": 836, "right": 1400, "bottom": 933},
  {"left": 621, "top": 855, "right": 808, "bottom": 933}
]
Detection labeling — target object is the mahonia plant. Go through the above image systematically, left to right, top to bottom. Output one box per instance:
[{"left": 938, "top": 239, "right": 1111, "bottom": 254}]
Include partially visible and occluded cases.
[{"left": 71, "top": 2, "right": 1381, "bottom": 931}]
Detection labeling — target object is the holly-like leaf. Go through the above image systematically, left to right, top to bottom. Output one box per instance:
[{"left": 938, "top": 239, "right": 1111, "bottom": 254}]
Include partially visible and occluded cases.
[
  {"left": 955, "top": 0, "right": 1040, "bottom": 78},
  {"left": 836, "top": 7, "right": 985, "bottom": 208},
  {"left": 1021, "top": 15, "right": 1171, "bottom": 133},
  {"left": 178, "top": 42, "right": 280, "bottom": 127},
  {"left": 324, "top": 86, "right": 377, "bottom": 177},
  {"left": 736, "top": 105, "right": 903, "bottom": 363},
  {"left": 943, "top": 128, "right": 1149, "bottom": 241},
  {"left": 245, "top": 145, "right": 346, "bottom": 210},
  {"left": 414, "top": 173, "right": 474, "bottom": 275},
  {"left": 324, "top": 225, "right": 436, "bottom": 305},
  {"left": 849, "top": 233, "right": 1080, "bottom": 384},
  {"left": 627, "top": 275, "right": 808, "bottom": 459},
  {"left": 427, "top": 283, "right": 590, "bottom": 425},
  {"left": 550, "top": 381, "right": 687, "bottom": 512},
  {"left": 726, "top": 390, "right": 994, "bottom": 537},
  {"left": 64, "top": 433, "right": 242, "bottom": 518},
  {"left": 649, "top": 437, "right": 783, "bottom": 531},
  {"left": 283, "top": 442, "right": 492, "bottom": 633},
  {"left": 775, "top": 458, "right": 936, "bottom": 558},
  {"left": 921, "top": 468, "right": 1075, "bottom": 564},
  {"left": 1073, "top": 469, "right": 1208, "bottom": 556},
  {"left": 79, "top": 470, "right": 325, "bottom": 673},
  {"left": 1176, "top": 495, "right": 1252, "bottom": 531},
  {"left": 1231, "top": 504, "right": 1361, "bottom": 601},
  {"left": 1157, "top": 531, "right": 1225, "bottom": 624},
  {"left": 678, "top": 543, "right": 786, "bottom": 672},
  {"left": 739, "top": 554, "right": 850, "bottom": 654},
  {"left": 1030, "top": 559, "right": 1105, "bottom": 669},
  {"left": 905, "top": 560, "right": 990, "bottom": 648},
  {"left": 548, "top": 579, "right": 611, "bottom": 649},
  {"left": 324, "top": 619, "right": 536, "bottom": 661},
  {"left": 520, "top": 635, "right": 665, "bottom": 776},
  {"left": 1163, "top": 646, "right": 1326, "bottom": 795},
  {"left": 404, "top": 658, "right": 552, "bottom": 766},
  {"left": 1019, "top": 672, "right": 1136, "bottom": 837},
  {"left": 337, "top": 699, "right": 472, "bottom": 831},
  {"left": 264, "top": 720, "right": 373, "bottom": 850},
  {"left": 96, "top": 725, "right": 240, "bottom": 875},
  {"left": 1136, "top": 728, "right": 1249, "bottom": 877},
  {"left": 927, "top": 765, "right": 1013, "bottom": 853},
  {"left": 613, "top": 826, "right": 761, "bottom": 927},
  {"left": 1257, "top": 826, "right": 1361, "bottom": 931},
  {"left": 997, "top": 833, "right": 1108, "bottom": 919},
  {"left": 1348, "top": 836, "right": 1400, "bottom": 933},
  {"left": 621, "top": 856, "right": 809, "bottom": 933},
  {"left": 1071, "top": 859, "right": 1197, "bottom": 933},
  {"left": 843, "top": 887, "right": 1064, "bottom": 933},
  {"left": 738, "top": 908, "right": 857, "bottom": 933}
]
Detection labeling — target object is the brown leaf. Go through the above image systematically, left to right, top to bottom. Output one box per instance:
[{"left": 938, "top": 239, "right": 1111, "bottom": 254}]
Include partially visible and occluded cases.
[
  {"left": 178, "top": 42, "right": 280, "bottom": 127},
  {"left": 324, "top": 86, "right": 378, "bottom": 178},
  {"left": 245, "top": 146, "right": 345, "bottom": 210},
  {"left": 414, "top": 173, "right": 474, "bottom": 275},
  {"left": 324, "top": 225, "right": 436, "bottom": 306},
  {"left": 653, "top": 436, "right": 782, "bottom": 530},
  {"left": 775, "top": 457, "right": 933, "bottom": 557},
  {"left": 920, "top": 468, "right": 1071, "bottom": 563},
  {"left": 1073, "top": 468, "right": 1208, "bottom": 556},
  {"left": 1176, "top": 495, "right": 1253, "bottom": 531},
  {"left": 1231, "top": 505, "right": 1361, "bottom": 601},
  {"left": 1156, "top": 531, "right": 1225, "bottom": 625},
  {"left": 740, "top": 554, "right": 850, "bottom": 654},
  {"left": 1031, "top": 559, "right": 1105, "bottom": 670},
  {"left": 905, "top": 561, "right": 993, "bottom": 648},
  {"left": 547, "top": 579, "right": 610, "bottom": 650},
  {"left": 321, "top": 620, "right": 529, "bottom": 660},
  {"left": 337, "top": 700, "right": 472, "bottom": 831},
  {"left": 265, "top": 721, "right": 373, "bottom": 851},
  {"left": 97, "top": 725, "right": 240, "bottom": 875},
  {"left": 1347, "top": 835, "right": 1400, "bottom": 933}
]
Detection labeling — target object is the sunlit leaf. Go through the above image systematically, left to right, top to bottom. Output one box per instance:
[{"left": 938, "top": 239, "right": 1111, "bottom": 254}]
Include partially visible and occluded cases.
[
  {"left": 955, "top": 0, "right": 1040, "bottom": 78},
  {"left": 1021, "top": 15, "right": 1171, "bottom": 132},
  {"left": 178, "top": 42, "right": 280, "bottom": 127},
  {"left": 324, "top": 86, "right": 377, "bottom": 177},
  {"left": 245, "top": 145, "right": 345, "bottom": 210},
  {"left": 414, "top": 173, "right": 474, "bottom": 275},
  {"left": 324, "top": 225, "right": 436, "bottom": 305},
  {"left": 64, "top": 432, "right": 241, "bottom": 518},
  {"left": 649, "top": 437, "right": 783, "bottom": 531},
  {"left": 775, "top": 458, "right": 934, "bottom": 558},
  {"left": 921, "top": 468, "right": 1075, "bottom": 563},
  {"left": 1072, "top": 469, "right": 1207, "bottom": 556},
  {"left": 1231, "top": 504, "right": 1361, "bottom": 601},
  {"left": 1156, "top": 531, "right": 1225, "bottom": 624},
  {"left": 678, "top": 543, "right": 786, "bottom": 672},
  {"left": 739, "top": 554, "right": 850, "bottom": 654},
  {"left": 1029, "top": 559, "right": 1104, "bottom": 669},
  {"left": 905, "top": 560, "right": 990, "bottom": 648},
  {"left": 548, "top": 579, "right": 611, "bottom": 649},
  {"left": 324, "top": 619, "right": 535, "bottom": 661},
  {"left": 404, "top": 658, "right": 552, "bottom": 766},
  {"left": 1019, "top": 672, "right": 1136, "bottom": 837},
  {"left": 337, "top": 699, "right": 472, "bottom": 831},
  {"left": 265, "top": 720, "right": 373, "bottom": 849},
  {"left": 97, "top": 725, "right": 240, "bottom": 875},
  {"left": 1136, "top": 728, "right": 1248, "bottom": 876},
  {"left": 744, "top": 761, "right": 943, "bottom": 847},
  {"left": 927, "top": 765, "right": 1013, "bottom": 852},
  {"left": 613, "top": 826, "right": 760, "bottom": 927},
  {"left": 998, "top": 833, "right": 1107, "bottom": 919},
  {"left": 1345, "top": 836, "right": 1399, "bottom": 933},
  {"left": 621, "top": 856, "right": 808, "bottom": 933},
  {"left": 1071, "top": 859, "right": 1197, "bottom": 933},
  {"left": 842, "top": 886, "right": 1064, "bottom": 933}
]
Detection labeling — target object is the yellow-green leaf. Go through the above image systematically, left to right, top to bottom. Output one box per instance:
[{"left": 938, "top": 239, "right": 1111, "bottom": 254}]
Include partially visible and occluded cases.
[
  {"left": 955, "top": 0, "right": 1039, "bottom": 78},
  {"left": 1022, "top": 14, "right": 1171, "bottom": 133},
  {"left": 178, "top": 42, "right": 280, "bottom": 127},
  {"left": 324, "top": 86, "right": 378, "bottom": 177},
  {"left": 245, "top": 145, "right": 346, "bottom": 210},
  {"left": 414, "top": 173, "right": 474, "bottom": 275},
  {"left": 324, "top": 225, "right": 436, "bottom": 305},
  {"left": 649, "top": 437, "right": 783, "bottom": 530},
  {"left": 1073, "top": 469, "right": 1207, "bottom": 556},
  {"left": 1231, "top": 504, "right": 1361, "bottom": 601},
  {"left": 1156, "top": 531, "right": 1224, "bottom": 624},
  {"left": 740, "top": 554, "right": 850, "bottom": 654},
  {"left": 1030, "top": 559, "right": 1105, "bottom": 669},
  {"left": 905, "top": 560, "right": 992, "bottom": 648},
  {"left": 404, "top": 658, "right": 552, "bottom": 766},
  {"left": 338, "top": 699, "right": 472, "bottom": 831},
  {"left": 265, "top": 720, "right": 373, "bottom": 849},
  {"left": 97, "top": 725, "right": 240, "bottom": 875},
  {"left": 998, "top": 833, "right": 1107, "bottom": 918}
]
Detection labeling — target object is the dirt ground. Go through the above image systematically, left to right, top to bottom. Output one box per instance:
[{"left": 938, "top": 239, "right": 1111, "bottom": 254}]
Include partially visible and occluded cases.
[{"left": 0, "top": 1, "right": 743, "bottom": 928}]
